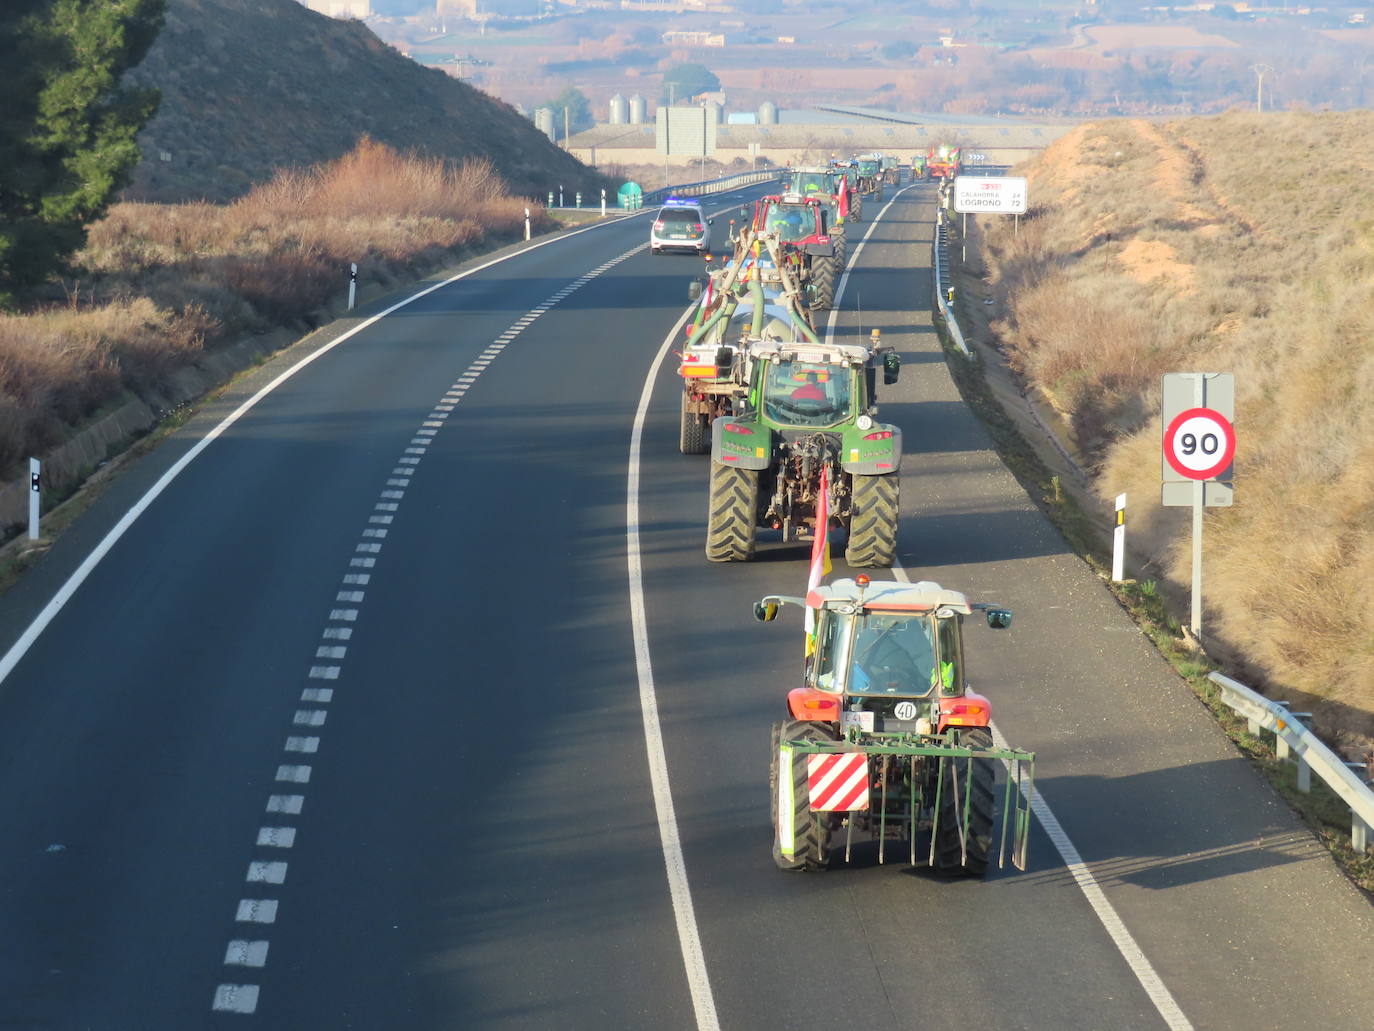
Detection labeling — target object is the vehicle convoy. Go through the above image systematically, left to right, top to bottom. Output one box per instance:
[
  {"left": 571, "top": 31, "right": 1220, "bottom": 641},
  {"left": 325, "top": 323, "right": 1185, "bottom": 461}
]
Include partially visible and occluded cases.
[
  {"left": 927, "top": 144, "right": 963, "bottom": 182},
  {"left": 910, "top": 154, "right": 928, "bottom": 181},
  {"left": 676, "top": 228, "right": 817, "bottom": 454},
  {"left": 704, "top": 325, "right": 902, "bottom": 566},
  {"left": 757, "top": 577, "right": 1035, "bottom": 875}
]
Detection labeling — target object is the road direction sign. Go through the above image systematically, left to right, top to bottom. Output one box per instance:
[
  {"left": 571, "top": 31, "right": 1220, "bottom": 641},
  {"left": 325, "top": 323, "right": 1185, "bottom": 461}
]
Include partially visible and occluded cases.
[
  {"left": 953, "top": 175, "right": 1027, "bottom": 213},
  {"left": 1162, "top": 407, "right": 1235, "bottom": 481}
]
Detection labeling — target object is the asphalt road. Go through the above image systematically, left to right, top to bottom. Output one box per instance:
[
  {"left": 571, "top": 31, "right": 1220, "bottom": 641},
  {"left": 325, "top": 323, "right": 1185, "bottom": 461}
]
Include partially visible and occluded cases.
[{"left": 0, "top": 180, "right": 1370, "bottom": 1030}]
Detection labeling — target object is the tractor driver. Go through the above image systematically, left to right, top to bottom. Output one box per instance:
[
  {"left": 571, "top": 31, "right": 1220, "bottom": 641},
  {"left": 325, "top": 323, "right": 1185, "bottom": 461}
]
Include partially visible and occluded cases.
[
  {"left": 790, "top": 371, "right": 825, "bottom": 401},
  {"left": 852, "top": 617, "right": 935, "bottom": 694}
]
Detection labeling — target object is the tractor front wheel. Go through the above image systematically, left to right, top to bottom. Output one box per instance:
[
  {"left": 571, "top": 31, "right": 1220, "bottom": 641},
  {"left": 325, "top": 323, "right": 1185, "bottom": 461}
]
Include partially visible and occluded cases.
[
  {"left": 679, "top": 392, "right": 708, "bottom": 455},
  {"left": 705, "top": 461, "right": 758, "bottom": 561},
  {"left": 845, "top": 472, "right": 899, "bottom": 567},
  {"left": 771, "top": 720, "right": 839, "bottom": 871},
  {"left": 932, "top": 727, "right": 996, "bottom": 877}
]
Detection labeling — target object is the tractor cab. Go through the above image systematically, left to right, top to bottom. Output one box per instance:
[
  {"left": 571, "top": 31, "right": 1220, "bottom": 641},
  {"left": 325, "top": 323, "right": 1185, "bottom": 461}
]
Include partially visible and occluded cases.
[
  {"left": 746, "top": 342, "right": 871, "bottom": 431},
  {"left": 758, "top": 577, "right": 1012, "bottom": 733}
]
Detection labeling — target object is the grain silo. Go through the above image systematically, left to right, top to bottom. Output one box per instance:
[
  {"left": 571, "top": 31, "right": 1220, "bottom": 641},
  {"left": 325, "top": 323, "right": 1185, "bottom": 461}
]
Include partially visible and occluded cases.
[
  {"left": 609, "top": 94, "right": 628, "bottom": 125},
  {"left": 628, "top": 94, "right": 648, "bottom": 124},
  {"left": 758, "top": 100, "right": 778, "bottom": 125},
  {"left": 533, "top": 107, "right": 556, "bottom": 140}
]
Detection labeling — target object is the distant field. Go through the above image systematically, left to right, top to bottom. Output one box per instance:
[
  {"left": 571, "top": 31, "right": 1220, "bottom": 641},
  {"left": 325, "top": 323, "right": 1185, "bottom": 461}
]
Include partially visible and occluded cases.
[{"left": 1083, "top": 24, "right": 1240, "bottom": 49}]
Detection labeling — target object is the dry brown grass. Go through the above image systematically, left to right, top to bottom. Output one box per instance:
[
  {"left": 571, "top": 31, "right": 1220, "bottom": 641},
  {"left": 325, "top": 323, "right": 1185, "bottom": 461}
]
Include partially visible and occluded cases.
[
  {"left": 980, "top": 110, "right": 1374, "bottom": 742},
  {"left": 0, "top": 139, "right": 550, "bottom": 485}
]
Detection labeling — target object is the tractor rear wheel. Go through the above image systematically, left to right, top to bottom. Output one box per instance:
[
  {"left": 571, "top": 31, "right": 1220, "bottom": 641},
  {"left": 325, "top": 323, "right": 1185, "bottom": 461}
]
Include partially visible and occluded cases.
[
  {"left": 833, "top": 234, "right": 848, "bottom": 270},
  {"left": 810, "top": 255, "right": 837, "bottom": 310},
  {"left": 679, "top": 393, "right": 707, "bottom": 455},
  {"left": 705, "top": 461, "right": 758, "bottom": 561},
  {"left": 845, "top": 472, "right": 899, "bottom": 567},
  {"left": 771, "top": 720, "right": 839, "bottom": 871},
  {"left": 932, "top": 727, "right": 996, "bottom": 877}
]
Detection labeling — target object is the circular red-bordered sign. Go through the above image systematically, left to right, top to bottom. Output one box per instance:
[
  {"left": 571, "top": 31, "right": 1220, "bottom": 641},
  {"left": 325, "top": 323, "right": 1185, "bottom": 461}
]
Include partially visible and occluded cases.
[{"left": 1163, "top": 407, "right": 1235, "bottom": 481}]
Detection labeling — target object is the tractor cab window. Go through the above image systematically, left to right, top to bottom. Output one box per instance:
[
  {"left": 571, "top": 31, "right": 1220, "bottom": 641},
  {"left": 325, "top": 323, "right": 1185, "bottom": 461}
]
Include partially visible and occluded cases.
[
  {"left": 794, "top": 173, "right": 830, "bottom": 196},
  {"left": 763, "top": 203, "right": 810, "bottom": 242},
  {"left": 761, "top": 360, "right": 852, "bottom": 428},
  {"left": 810, "top": 611, "right": 845, "bottom": 692},
  {"left": 848, "top": 612, "right": 936, "bottom": 696},
  {"left": 934, "top": 613, "right": 963, "bottom": 694}
]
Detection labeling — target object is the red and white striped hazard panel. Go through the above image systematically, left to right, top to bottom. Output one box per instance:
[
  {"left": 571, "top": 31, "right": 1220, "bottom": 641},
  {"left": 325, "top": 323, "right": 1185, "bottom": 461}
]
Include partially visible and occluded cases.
[{"left": 807, "top": 753, "right": 869, "bottom": 811}]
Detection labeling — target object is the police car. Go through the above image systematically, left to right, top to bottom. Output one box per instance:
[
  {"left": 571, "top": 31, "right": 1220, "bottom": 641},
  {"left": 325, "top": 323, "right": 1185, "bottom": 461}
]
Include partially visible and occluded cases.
[{"left": 650, "top": 198, "right": 711, "bottom": 255}]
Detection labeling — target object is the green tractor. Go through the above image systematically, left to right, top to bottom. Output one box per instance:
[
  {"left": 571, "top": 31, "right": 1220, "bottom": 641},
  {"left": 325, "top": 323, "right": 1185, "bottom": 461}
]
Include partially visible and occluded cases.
[
  {"left": 910, "top": 154, "right": 929, "bottom": 181},
  {"left": 855, "top": 155, "right": 884, "bottom": 200},
  {"left": 705, "top": 332, "right": 902, "bottom": 566},
  {"left": 756, "top": 577, "right": 1035, "bottom": 875}
]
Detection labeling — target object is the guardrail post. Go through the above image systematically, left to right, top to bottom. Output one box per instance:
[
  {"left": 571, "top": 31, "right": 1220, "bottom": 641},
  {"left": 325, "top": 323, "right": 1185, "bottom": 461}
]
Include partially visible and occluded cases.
[
  {"left": 1275, "top": 702, "right": 1291, "bottom": 760},
  {"left": 1354, "top": 814, "right": 1369, "bottom": 853}
]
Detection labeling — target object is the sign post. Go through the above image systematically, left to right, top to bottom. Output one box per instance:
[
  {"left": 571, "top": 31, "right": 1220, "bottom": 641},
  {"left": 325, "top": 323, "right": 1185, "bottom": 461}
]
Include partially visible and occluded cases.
[{"left": 1161, "top": 373, "right": 1236, "bottom": 640}]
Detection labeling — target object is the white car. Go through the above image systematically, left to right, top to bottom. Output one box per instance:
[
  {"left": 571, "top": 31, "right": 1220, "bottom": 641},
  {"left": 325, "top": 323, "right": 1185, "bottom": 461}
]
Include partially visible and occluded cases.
[{"left": 651, "top": 198, "right": 712, "bottom": 255}]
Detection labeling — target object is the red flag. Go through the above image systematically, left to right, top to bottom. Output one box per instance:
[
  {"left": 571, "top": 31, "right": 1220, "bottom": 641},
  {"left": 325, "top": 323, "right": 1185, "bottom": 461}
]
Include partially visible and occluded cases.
[{"left": 805, "top": 467, "right": 832, "bottom": 653}]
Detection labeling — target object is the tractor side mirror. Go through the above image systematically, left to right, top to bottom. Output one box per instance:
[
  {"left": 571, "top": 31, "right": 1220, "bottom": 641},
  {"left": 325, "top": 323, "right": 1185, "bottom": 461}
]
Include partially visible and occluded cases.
[
  {"left": 739, "top": 207, "right": 748, "bottom": 219},
  {"left": 707, "top": 218, "right": 714, "bottom": 225},
  {"left": 688, "top": 281, "right": 702, "bottom": 301},
  {"left": 883, "top": 352, "right": 901, "bottom": 385},
  {"left": 754, "top": 600, "right": 779, "bottom": 623},
  {"left": 985, "top": 608, "right": 1012, "bottom": 629}
]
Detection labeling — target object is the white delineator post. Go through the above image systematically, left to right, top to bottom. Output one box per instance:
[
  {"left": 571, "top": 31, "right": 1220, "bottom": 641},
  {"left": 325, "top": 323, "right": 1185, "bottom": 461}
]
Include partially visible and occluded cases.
[
  {"left": 601, "top": 188, "right": 606, "bottom": 216},
  {"left": 524, "top": 207, "right": 531, "bottom": 241},
  {"left": 347, "top": 262, "right": 358, "bottom": 311},
  {"left": 28, "top": 458, "right": 40, "bottom": 540},
  {"left": 1112, "top": 493, "right": 1126, "bottom": 582}
]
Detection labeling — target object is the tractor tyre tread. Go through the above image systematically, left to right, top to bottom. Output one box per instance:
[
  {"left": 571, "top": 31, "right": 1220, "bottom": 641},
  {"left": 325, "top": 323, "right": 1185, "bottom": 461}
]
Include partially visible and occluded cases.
[
  {"left": 810, "top": 255, "right": 837, "bottom": 311},
  {"left": 679, "top": 393, "right": 708, "bottom": 455},
  {"left": 705, "top": 461, "right": 758, "bottom": 562},
  {"left": 845, "top": 472, "right": 899, "bottom": 567},
  {"left": 771, "top": 719, "right": 839, "bottom": 871},
  {"left": 932, "top": 727, "right": 996, "bottom": 877}
]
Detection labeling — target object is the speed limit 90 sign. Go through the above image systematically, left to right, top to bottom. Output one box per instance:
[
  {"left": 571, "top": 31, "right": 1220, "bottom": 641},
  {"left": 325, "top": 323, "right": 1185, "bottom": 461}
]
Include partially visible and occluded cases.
[{"left": 1163, "top": 407, "right": 1235, "bottom": 481}]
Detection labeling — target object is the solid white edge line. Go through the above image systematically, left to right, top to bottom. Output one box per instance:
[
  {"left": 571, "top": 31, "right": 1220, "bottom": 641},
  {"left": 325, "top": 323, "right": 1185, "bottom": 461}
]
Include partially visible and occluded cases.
[
  {"left": 823, "top": 185, "right": 912, "bottom": 347},
  {"left": 0, "top": 213, "right": 641, "bottom": 688},
  {"left": 626, "top": 304, "right": 721, "bottom": 1031},
  {"left": 889, "top": 568, "right": 1192, "bottom": 1027}
]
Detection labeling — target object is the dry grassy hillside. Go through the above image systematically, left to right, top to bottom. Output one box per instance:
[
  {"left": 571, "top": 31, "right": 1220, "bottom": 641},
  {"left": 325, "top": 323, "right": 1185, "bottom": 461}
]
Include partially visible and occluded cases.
[
  {"left": 123, "top": 0, "right": 604, "bottom": 202},
  {"left": 979, "top": 111, "right": 1374, "bottom": 746}
]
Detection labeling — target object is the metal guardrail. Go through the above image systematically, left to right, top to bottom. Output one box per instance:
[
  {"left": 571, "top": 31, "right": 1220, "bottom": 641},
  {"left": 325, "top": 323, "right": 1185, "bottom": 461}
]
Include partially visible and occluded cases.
[
  {"left": 642, "top": 169, "right": 784, "bottom": 207},
  {"left": 931, "top": 204, "right": 970, "bottom": 357},
  {"left": 1209, "top": 672, "right": 1374, "bottom": 852}
]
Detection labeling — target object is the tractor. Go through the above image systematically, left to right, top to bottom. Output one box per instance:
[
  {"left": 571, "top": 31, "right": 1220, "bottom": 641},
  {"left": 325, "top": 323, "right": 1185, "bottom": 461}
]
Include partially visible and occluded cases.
[
  {"left": 927, "top": 143, "right": 963, "bottom": 182},
  {"left": 910, "top": 153, "right": 929, "bottom": 181},
  {"left": 881, "top": 154, "right": 900, "bottom": 186},
  {"left": 855, "top": 155, "right": 884, "bottom": 199},
  {"left": 787, "top": 165, "right": 860, "bottom": 225},
  {"left": 747, "top": 195, "right": 845, "bottom": 310},
  {"left": 676, "top": 229, "right": 817, "bottom": 454},
  {"left": 704, "top": 331, "right": 902, "bottom": 567},
  {"left": 757, "top": 577, "right": 1035, "bottom": 875}
]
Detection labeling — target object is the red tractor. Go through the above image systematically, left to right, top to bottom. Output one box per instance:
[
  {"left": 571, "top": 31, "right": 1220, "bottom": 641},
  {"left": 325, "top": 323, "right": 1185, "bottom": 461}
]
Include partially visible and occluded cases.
[
  {"left": 927, "top": 144, "right": 963, "bottom": 181},
  {"left": 747, "top": 195, "right": 845, "bottom": 310},
  {"left": 757, "top": 576, "right": 1034, "bottom": 875}
]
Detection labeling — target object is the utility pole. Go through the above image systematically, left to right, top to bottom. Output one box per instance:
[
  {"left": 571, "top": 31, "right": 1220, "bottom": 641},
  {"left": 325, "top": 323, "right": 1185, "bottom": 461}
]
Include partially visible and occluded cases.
[{"left": 563, "top": 104, "right": 569, "bottom": 147}]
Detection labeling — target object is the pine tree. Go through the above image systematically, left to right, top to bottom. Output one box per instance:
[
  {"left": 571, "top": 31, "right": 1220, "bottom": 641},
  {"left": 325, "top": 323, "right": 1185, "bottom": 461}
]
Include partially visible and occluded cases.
[{"left": 0, "top": 0, "right": 166, "bottom": 307}]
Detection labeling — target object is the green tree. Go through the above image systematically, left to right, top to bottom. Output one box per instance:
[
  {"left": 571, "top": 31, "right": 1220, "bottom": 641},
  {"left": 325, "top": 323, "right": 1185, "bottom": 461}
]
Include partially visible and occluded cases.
[
  {"left": 0, "top": 0, "right": 165, "bottom": 307},
  {"left": 660, "top": 63, "right": 720, "bottom": 105},
  {"left": 539, "top": 87, "right": 593, "bottom": 140}
]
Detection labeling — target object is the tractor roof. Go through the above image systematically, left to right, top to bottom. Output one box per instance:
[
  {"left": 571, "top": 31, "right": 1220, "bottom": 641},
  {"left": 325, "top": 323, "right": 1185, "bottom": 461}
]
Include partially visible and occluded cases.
[
  {"left": 743, "top": 340, "right": 871, "bottom": 365},
  {"left": 810, "top": 578, "right": 972, "bottom": 614}
]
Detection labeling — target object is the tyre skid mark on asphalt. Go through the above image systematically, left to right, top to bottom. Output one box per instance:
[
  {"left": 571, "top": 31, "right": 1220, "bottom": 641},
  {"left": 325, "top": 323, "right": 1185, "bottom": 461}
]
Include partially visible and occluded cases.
[{"left": 211, "top": 239, "right": 647, "bottom": 1016}]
